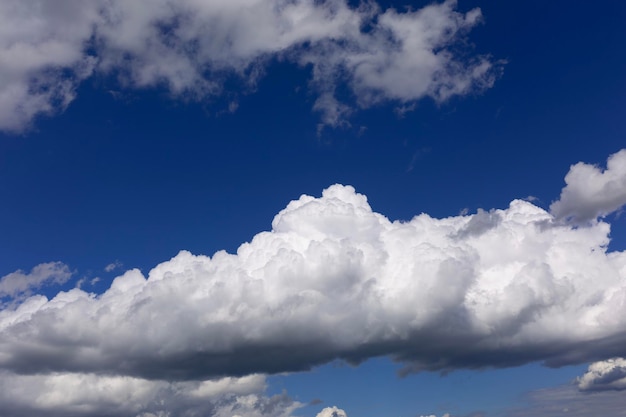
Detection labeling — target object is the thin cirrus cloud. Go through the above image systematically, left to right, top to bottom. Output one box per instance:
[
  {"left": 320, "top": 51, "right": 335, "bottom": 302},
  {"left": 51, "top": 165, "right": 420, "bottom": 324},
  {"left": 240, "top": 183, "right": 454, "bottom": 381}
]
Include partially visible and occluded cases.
[{"left": 0, "top": 0, "right": 499, "bottom": 133}]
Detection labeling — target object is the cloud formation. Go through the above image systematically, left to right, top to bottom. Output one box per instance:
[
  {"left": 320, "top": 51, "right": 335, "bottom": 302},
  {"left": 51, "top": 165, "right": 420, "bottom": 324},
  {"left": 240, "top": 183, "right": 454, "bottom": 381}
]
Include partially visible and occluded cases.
[
  {"left": 0, "top": 0, "right": 498, "bottom": 132},
  {"left": 550, "top": 149, "right": 626, "bottom": 223},
  {"left": 2, "top": 151, "right": 626, "bottom": 416},
  {"left": 3, "top": 153, "right": 626, "bottom": 387},
  {"left": 0, "top": 262, "right": 72, "bottom": 301},
  {"left": 577, "top": 358, "right": 626, "bottom": 392},
  {"left": 0, "top": 371, "right": 302, "bottom": 417}
]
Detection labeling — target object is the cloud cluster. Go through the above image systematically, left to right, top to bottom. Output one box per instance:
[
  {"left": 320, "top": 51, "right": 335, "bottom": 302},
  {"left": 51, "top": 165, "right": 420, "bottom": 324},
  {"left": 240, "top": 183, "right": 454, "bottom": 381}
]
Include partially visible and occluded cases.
[
  {"left": 0, "top": 0, "right": 498, "bottom": 132},
  {"left": 550, "top": 149, "right": 626, "bottom": 223},
  {"left": 577, "top": 358, "right": 626, "bottom": 392}
]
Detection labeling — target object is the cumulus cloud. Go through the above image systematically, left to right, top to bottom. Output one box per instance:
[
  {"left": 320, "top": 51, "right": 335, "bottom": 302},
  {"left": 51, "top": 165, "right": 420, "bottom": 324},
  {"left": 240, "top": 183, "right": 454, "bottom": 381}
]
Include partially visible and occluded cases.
[
  {"left": 0, "top": 0, "right": 499, "bottom": 132},
  {"left": 550, "top": 149, "right": 626, "bottom": 223},
  {"left": 2, "top": 151, "right": 626, "bottom": 415},
  {"left": 3, "top": 160, "right": 626, "bottom": 383},
  {"left": 0, "top": 262, "right": 72, "bottom": 300},
  {"left": 577, "top": 358, "right": 626, "bottom": 392},
  {"left": 0, "top": 371, "right": 303, "bottom": 417},
  {"left": 316, "top": 406, "right": 348, "bottom": 417}
]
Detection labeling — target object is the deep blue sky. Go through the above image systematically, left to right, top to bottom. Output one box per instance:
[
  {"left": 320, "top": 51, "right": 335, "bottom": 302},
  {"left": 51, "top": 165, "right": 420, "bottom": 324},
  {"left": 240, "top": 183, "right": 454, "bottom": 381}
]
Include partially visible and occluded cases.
[{"left": 1, "top": 1, "right": 626, "bottom": 416}]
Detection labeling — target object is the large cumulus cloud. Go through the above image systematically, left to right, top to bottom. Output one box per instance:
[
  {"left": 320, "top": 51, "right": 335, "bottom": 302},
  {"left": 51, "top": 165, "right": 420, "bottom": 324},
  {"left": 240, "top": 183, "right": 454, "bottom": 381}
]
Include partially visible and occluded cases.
[
  {"left": 0, "top": 0, "right": 499, "bottom": 132},
  {"left": 3, "top": 150, "right": 626, "bottom": 416},
  {"left": 3, "top": 153, "right": 626, "bottom": 383}
]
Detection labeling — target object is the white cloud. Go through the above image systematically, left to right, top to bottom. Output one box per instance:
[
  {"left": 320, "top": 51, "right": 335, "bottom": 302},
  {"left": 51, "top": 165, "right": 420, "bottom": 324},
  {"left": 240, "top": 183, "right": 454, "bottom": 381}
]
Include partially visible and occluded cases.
[
  {"left": 0, "top": 0, "right": 499, "bottom": 132},
  {"left": 0, "top": 0, "right": 97, "bottom": 132},
  {"left": 550, "top": 149, "right": 626, "bottom": 223},
  {"left": 1, "top": 151, "right": 626, "bottom": 415},
  {"left": 2, "top": 157, "right": 626, "bottom": 381},
  {"left": 0, "top": 262, "right": 71, "bottom": 300},
  {"left": 577, "top": 358, "right": 626, "bottom": 392},
  {"left": 0, "top": 371, "right": 303, "bottom": 417},
  {"left": 316, "top": 406, "right": 348, "bottom": 417}
]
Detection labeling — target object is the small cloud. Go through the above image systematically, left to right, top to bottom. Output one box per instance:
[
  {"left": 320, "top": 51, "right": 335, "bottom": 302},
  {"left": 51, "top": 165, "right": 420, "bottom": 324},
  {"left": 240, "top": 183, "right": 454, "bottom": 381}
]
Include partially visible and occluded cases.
[
  {"left": 228, "top": 100, "right": 239, "bottom": 113},
  {"left": 394, "top": 103, "right": 416, "bottom": 118},
  {"left": 406, "top": 147, "right": 431, "bottom": 172},
  {"left": 550, "top": 149, "right": 626, "bottom": 223},
  {"left": 104, "top": 261, "right": 123, "bottom": 273},
  {"left": 0, "top": 262, "right": 72, "bottom": 300},
  {"left": 577, "top": 358, "right": 626, "bottom": 392},
  {"left": 310, "top": 398, "right": 323, "bottom": 405},
  {"left": 316, "top": 406, "right": 348, "bottom": 417}
]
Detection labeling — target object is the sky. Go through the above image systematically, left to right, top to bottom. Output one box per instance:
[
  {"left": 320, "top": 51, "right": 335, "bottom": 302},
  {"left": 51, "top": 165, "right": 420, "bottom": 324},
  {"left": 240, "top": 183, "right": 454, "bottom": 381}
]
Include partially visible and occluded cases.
[{"left": 1, "top": 0, "right": 626, "bottom": 416}]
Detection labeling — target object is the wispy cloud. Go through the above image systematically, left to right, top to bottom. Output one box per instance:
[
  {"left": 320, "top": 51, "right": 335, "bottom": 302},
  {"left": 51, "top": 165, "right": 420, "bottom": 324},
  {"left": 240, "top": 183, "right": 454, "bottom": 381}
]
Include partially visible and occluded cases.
[
  {"left": 0, "top": 0, "right": 500, "bottom": 133},
  {"left": 104, "top": 261, "right": 123, "bottom": 273},
  {"left": 0, "top": 262, "right": 72, "bottom": 301},
  {"left": 506, "top": 384, "right": 626, "bottom": 417}
]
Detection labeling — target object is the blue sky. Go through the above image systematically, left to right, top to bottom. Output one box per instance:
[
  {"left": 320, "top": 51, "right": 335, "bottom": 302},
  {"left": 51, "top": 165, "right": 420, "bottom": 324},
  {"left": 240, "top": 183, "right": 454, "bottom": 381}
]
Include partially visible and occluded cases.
[{"left": 1, "top": 1, "right": 626, "bottom": 416}]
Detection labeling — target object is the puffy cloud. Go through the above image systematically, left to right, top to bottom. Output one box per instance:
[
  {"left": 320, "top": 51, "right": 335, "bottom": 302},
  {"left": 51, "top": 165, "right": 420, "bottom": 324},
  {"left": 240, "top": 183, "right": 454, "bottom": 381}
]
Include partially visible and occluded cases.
[
  {"left": 0, "top": 0, "right": 499, "bottom": 132},
  {"left": 0, "top": 0, "right": 98, "bottom": 132},
  {"left": 550, "top": 149, "right": 626, "bottom": 223},
  {"left": 2, "top": 157, "right": 626, "bottom": 382},
  {"left": 0, "top": 262, "right": 72, "bottom": 300},
  {"left": 577, "top": 358, "right": 626, "bottom": 392},
  {"left": 0, "top": 371, "right": 303, "bottom": 417},
  {"left": 316, "top": 406, "right": 348, "bottom": 417}
]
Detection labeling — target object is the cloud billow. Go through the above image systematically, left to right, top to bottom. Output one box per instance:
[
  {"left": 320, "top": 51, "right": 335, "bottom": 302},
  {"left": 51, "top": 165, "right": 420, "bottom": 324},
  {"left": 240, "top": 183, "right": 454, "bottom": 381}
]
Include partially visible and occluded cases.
[
  {"left": 0, "top": 0, "right": 499, "bottom": 133},
  {"left": 1, "top": 150, "right": 626, "bottom": 415},
  {"left": 3, "top": 160, "right": 626, "bottom": 382}
]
